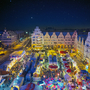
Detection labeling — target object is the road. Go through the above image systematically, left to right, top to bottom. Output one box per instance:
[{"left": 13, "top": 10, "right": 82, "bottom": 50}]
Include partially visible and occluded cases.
[{"left": 0, "top": 37, "right": 31, "bottom": 65}]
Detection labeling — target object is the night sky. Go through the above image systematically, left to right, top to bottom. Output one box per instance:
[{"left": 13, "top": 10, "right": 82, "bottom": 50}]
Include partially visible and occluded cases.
[{"left": 0, "top": 0, "right": 90, "bottom": 31}]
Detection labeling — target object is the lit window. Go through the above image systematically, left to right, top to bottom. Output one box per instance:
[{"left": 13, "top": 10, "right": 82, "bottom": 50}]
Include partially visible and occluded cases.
[
  {"left": 7, "top": 36, "right": 9, "bottom": 38},
  {"left": 33, "top": 36, "right": 35, "bottom": 38},
  {"left": 36, "top": 36, "right": 38, "bottom": 38}
]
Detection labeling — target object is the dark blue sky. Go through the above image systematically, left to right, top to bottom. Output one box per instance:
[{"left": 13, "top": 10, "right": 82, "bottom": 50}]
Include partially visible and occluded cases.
[{"left": 0, "top": 0, "right": 90, "bottom": 31}]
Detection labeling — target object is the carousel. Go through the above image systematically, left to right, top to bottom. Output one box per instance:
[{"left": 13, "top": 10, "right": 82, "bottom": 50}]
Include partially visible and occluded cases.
[{"left": 49, "top": 64, "right": 58, "bottom": 71}]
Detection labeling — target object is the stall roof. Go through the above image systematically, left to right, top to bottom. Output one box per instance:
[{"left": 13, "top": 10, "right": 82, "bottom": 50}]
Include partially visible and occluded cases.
[{"left": 10, "top": 50, "right": 25, "bottom": 57}]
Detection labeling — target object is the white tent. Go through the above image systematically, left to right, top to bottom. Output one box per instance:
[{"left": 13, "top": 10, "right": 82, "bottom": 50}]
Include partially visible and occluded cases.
[{"left": 64, "top": 73, "right": 72, "bottom": 81}]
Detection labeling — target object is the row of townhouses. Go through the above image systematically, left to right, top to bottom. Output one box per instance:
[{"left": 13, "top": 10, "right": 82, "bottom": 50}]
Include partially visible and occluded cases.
[{"left": 31, "top": 26, "right": 77, "bottom": 48}]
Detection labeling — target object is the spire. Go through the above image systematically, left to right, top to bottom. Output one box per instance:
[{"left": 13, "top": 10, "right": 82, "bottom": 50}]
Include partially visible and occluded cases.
[{"left": 4, "top": 27, "right": 7, "bottom": 32}]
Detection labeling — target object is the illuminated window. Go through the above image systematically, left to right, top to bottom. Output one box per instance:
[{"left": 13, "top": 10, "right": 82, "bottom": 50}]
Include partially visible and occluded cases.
[
  {"left": 7, "top": 36, "right": 10, "bottom": 38},
  {"left": 33, "top": 36, "right": 35, "bottom": 38},
  {"left": 36, "top": 36, "right": 38, "bottom": 38},
  {"left": 33, "top": 39, "right": 35, "bottom": 41},
  {"left": 61, "top": 39, "right": 63, "bottom": 41},
  {"left": 68, "top": 42, "right": 70, "bottom": 44}
]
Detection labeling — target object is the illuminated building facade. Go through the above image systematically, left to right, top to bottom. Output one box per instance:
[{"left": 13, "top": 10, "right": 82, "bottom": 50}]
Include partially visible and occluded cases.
[
  {"left": 31, "top": 26, "right": 77, "bottom": 50},
  {"left": 31, "top": 26, "right": 44, "bottom": 49},
  {"left": 44, "top": 32, "right": 51, "bottom": 46},
  {"left": 51, "top": 32, "right": 58, "bottom": 46},
  {"left": 84, "top": 32, "right": 90, "bottom": 59}
]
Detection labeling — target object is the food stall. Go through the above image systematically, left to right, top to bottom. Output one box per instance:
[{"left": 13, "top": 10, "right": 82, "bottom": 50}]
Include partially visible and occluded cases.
[{"left": 11, "top": 76, "right": 24, "bottom": 90}]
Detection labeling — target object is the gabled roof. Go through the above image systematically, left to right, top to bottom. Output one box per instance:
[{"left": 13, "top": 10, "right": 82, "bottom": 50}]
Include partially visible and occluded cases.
[
  {"left": 8, "top": 31, "right": 17, "bottom": 36},
  {"left": 43, "top": 32, "right": 74, "bottom": 37}
]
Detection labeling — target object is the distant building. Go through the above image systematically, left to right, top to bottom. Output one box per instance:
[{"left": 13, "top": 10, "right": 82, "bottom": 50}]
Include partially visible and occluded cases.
[
  {"left": 1, "top": 29, "right": 17, "bottom": 46},
  {"left": 0, "top": 31, "right": 3, "bottom": 47},
  {"left": 0, "top": 31, "right": 3, "bottom": 39},
  {"left": 15, "top": 31, "right": 24, "bottom": 39},
  {"left": 58, "top": 32, "right": 65, "bottom": 46},
  {"left": 77, "top": 32, "right": 88, "bottom": 60},
  {"left": 77, "top": 36, "right": 85, "bottom": 59}
]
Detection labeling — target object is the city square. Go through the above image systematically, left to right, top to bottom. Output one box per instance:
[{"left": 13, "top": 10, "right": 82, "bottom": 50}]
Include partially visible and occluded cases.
[{"left": 0, "top": 0, "right": 90, "bottom": 90}]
